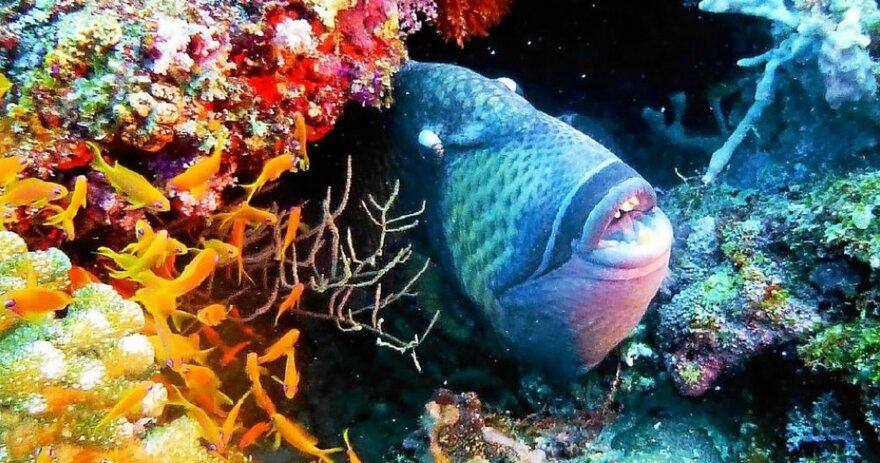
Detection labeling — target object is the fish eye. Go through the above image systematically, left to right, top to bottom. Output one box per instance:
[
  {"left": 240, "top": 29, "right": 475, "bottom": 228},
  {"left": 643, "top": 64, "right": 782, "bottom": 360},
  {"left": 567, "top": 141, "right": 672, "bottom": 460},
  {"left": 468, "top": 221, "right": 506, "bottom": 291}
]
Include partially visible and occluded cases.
[
  {"left": 52, "top": 188, "right": 62, "bottom": 196},
  {"left": 153, "top": 201, "right": 165, "bottom": 208},
  {"left": 264, "top": 217, "right": 273, "bottom": 224},
  {"left": 227, "top": 248, "right": 235, "bottom": 255},
  {"left": 4, "top": 299, "right": 14, "bottom": 308},
  {"left": 208, "top": 444, "right": 217, "bottom": 452}
]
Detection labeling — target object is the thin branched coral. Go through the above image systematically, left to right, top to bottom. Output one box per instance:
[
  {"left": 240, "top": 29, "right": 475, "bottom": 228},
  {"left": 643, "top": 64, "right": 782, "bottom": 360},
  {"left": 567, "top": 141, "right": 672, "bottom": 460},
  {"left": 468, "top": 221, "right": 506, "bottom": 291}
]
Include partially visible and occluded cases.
[{"left": 225, "top": 157, "right": 439, "bottom": 371}]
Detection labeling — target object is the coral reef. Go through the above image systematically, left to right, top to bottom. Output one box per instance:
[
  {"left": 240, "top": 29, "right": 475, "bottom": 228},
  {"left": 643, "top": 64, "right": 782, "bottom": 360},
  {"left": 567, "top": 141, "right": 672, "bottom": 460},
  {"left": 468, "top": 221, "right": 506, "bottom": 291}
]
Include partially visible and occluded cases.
[
  {"left": 0, "top": 0, "right": 410, "bottom": 241},
  {"left": 689, "top": 0, "right": 880, "bottom": 183},
  {"left": 656, "top": 182, "right": 821, "bottom": 396},
  {"left": 0, "top": 230, "right": 240, "bottom": 462},
  {"left": 786, "top": 393, "right": 865, "bottom": 463}
]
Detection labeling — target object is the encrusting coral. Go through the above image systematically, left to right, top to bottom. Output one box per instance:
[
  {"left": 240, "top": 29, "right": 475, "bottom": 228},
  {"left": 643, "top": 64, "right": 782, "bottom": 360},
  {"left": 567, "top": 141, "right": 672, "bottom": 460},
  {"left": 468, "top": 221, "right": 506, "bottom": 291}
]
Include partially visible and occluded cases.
[{"left": 0, "top": 230, "right": 243, "bottom": 463}]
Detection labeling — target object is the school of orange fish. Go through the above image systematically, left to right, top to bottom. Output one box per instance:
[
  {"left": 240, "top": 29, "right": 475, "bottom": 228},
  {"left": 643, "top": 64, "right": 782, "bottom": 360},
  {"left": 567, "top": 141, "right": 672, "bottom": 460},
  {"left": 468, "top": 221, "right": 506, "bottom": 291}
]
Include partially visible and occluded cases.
[{"left": 0, "top": 127, "right": 361, "bottom": 462}]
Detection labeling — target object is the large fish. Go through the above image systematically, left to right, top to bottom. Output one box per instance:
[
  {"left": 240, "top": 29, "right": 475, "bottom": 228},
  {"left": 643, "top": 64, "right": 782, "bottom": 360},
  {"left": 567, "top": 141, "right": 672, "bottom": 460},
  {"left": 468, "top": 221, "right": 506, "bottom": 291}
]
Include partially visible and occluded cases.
[{"left": 389, "top": 62, "right": 673, "bottom": 378}]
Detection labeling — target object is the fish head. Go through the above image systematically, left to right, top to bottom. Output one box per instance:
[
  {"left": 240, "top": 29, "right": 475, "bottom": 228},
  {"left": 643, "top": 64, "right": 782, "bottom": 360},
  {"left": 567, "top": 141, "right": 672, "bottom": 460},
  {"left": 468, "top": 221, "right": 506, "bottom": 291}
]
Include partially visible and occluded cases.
[{"left": 494, "top": 174, "right": 672, "bottom": 378}]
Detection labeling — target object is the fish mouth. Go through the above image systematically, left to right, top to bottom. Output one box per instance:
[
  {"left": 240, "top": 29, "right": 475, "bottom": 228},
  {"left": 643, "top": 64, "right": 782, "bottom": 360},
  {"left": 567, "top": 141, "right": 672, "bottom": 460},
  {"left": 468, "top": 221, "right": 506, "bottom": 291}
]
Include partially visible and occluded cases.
[{"left": 578, "top": 177, "right": 673, "bottom": 271}]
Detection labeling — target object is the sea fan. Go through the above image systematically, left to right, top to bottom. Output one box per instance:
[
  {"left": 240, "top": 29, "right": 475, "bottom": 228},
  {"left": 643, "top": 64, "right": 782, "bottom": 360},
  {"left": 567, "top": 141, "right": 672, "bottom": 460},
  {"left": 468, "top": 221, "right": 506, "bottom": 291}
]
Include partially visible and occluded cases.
[{"left": 435, "top": 0, "right": 511, "bottom": 47}]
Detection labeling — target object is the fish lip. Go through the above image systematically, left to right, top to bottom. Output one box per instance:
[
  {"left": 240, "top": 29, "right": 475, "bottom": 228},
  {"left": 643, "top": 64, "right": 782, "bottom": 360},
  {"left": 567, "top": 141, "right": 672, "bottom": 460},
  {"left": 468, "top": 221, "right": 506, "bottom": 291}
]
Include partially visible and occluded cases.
[{"left": 577, "top": 178, "right": 673, "bottom": 271}]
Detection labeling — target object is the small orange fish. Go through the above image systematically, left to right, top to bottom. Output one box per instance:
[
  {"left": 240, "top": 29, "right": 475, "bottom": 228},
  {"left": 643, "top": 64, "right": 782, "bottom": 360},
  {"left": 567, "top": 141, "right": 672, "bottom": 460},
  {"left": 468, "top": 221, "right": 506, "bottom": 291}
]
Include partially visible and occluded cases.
[
  {"left": 294, "top": 112, "right": 310, "bottom": 170},
  {"left": 167, "top": 131, "right": 227, "bottom": 199},
  {"left": 88, "top": 142, "right": 170, "bottom": 212},
  {"left": 241, "top": 154, "right": 297, "bottom": 202},
  {"left": 0, "top": 156, "right": 27, "bottom": 188},
  {"left": 44, "top": 175, "right": 87, "bottom": 240},
  {"left": 1, "top": 177, "right": 68, "bottom": 208},
  {"left": 215, "top": 203, "right": 278, "bottom": 231},
  {"left": 278, "top": 206, "right": 302, "bottom": 265},
  {"left": 121, "top": 219, "right": 156, "bottom": 254},
  {"left": 99, "top": 230, "right": 170, "bottom": 279},
  {"left": 202, "top": 239, "right": 240, "bottom": 265},
  {"left": 135, "top": 247, "right": 219, "bottom": 297},
  {"left": 171, "top": 248, "right": 219, "bottom": 295},
  {"left": 68, "top": 266, "right": 100, "bottom": 291},
  {"left": 1, "top": 269, "right": 73, "bottom": 321},
  {"left": 274, "top": 283, "right": 304, "bottom": 326},
  {"left": 197, "top": 303, "right": 229, "bottom": 327},
  {"left": 151, "top": 312, "right": 183, "bottom": 369},
  {"left": 200, "top": 325, "right": 229, "bottom": 351},
  {"left": 258, "top": 328, "right": 300, "bottom": 364},
  {"left": 149, "top": 332, "right": 214, "bottom": 366},
  {"left": 220, "top": 340, "right": 251, "bottom": 367},
  {"left": 282, "top": 347, "right": 300, "bottom": 400},
  {"left": 246, "top": 352, "right": 277, "bottom": 415},
  {"left": 178, "top": 363, "right": 232, "bottom": 416},
  {"left": 97, "top": 381, "right": 154, "bottom": 428},
  {"left": 173, "top": 389, "right": 224, "bottom": 453},
  {"left": 220, "top": 390, "right": 251, "bottom": 451},
  {"left": 270, "top": 413, "right": 343, "bottom": 463},
  {"left": 240, "top": 421, "right": 272, "bottom": 449},
  {"left": 343, "top": 429, "right": 363, "bottom": 463}
]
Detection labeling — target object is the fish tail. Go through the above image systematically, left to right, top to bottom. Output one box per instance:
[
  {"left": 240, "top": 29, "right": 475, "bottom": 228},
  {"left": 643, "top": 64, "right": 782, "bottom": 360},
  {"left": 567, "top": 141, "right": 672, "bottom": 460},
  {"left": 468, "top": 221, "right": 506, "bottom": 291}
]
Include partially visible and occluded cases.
[
  {"left": 87, "top": 142, "right": 111, "bottom": 173},
  {"left": 241, "top": 182, "right": 259, "bottom": 203},
  {"left": 319, "top": 447, "right": 345, "bottom": 463}
]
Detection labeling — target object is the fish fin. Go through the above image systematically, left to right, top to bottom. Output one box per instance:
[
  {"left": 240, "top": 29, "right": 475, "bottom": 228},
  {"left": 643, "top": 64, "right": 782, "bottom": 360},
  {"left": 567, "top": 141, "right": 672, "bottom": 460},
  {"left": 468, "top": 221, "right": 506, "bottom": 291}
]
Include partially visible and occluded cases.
[{"left": 170, "top": 310, "right": 196, "bottom": 332}]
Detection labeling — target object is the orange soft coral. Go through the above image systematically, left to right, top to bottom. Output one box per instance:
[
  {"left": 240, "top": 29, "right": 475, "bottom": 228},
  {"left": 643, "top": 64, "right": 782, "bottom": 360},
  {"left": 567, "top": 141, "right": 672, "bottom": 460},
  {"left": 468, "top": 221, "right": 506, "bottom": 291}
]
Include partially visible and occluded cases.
[{"left": 435, "top": 0, "right": 511, "bottom": 47}]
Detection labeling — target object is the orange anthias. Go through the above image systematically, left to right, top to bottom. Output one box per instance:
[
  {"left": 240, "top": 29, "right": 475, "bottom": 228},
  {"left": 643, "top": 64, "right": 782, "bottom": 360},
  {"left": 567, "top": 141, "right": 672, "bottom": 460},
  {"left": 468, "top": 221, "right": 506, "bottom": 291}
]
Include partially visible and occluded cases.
[
  {"left": 166, "top": 131, "right": 227, "bottom": 200},
  {"left": 241, "top": 154, "right": 298, "bottom": 202},
  {"left": 44, "top": 175, "right": 88, "bottom": 240},
  {"left": 0, "top": 177, "right": 68, "bottom": 208},
  {"left": 278, "top": 206, "right": 302, "bottom": 265},
  {"left": 1, "top": 271, "right": 73, "bottom": 321},
  {"left": 274, "top": 282, "right": 304, "bottom": 326},
  {"left": 258, "top": 328, "right": 300, "bottom": 364},
  {"left": 246, "top": 352, "right": 277, "bottom": 415},
  {"left": 97, "top": 381, "right": 154, "bottom": 428},
  {"left": 270, "top": 412, "right": 343, "bottom": 463},
  {"left": 240, "top": 421, "right": 272, "bottom": 449}
]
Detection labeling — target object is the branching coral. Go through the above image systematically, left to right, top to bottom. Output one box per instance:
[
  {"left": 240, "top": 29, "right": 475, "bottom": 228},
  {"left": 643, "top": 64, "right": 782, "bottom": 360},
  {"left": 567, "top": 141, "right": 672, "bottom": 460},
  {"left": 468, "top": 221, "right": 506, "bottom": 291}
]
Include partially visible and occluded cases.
[
  {"left": 696, "top": 0, "right": 880, "bottom": 183},
  {"left": 230, "top": 157, "right": 439, "bottom": 370}
]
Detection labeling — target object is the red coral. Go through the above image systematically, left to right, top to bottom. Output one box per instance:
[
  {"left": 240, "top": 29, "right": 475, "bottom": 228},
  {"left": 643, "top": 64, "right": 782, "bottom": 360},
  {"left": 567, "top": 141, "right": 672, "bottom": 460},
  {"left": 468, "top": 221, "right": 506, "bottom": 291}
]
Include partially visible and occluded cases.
[{"left": 435, "top": 0, "right": 511, "bottom": 47}]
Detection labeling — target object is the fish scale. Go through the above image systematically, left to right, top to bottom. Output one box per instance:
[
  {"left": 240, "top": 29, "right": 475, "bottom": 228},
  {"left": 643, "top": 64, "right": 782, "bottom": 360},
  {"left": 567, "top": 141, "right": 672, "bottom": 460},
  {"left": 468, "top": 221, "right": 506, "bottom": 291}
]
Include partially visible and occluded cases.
[{"left": 389, "top": 61, "right": 671, "bottom": 374}]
